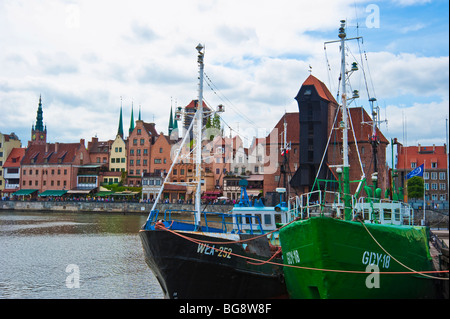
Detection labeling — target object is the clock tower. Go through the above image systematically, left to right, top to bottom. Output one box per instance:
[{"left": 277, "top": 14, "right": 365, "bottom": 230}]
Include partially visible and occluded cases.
[{"left": 29, "top": 95, "right": 47, "bottom": 146}]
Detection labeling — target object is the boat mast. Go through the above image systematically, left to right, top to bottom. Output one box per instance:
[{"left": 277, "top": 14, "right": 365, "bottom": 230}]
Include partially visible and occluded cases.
[
  {"left": 338, "top": 20, "right": 352, "bottom": 220},
  {"left": 194, "top": 43, "right": 205, "bottom": 230}
]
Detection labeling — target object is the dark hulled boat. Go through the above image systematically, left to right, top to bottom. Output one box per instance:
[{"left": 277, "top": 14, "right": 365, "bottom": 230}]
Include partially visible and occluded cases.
[{"left": 139, "top": 44, "right": 289, "bottom": 299}]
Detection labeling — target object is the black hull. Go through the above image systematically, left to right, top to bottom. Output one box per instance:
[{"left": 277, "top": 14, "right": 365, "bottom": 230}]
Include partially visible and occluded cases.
[{"left": 139, "top": 229, "right": 288, "bottom": 299}]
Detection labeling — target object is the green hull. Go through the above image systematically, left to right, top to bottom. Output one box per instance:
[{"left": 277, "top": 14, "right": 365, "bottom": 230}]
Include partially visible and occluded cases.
[{"left": 280, "top": 217, "right": 437, "bottom": 299}]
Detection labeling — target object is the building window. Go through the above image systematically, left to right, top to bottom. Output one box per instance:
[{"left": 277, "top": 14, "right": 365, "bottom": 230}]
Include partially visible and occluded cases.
[
  {"left": 133, "top": 139, "right": 137, "bottom": 145},
  {"left": 140, "top": 139, "right": 145, "bottom": 145},
  {"left": 160, "top": 148, "right": 163, "bottom": 153},
  {"left": 154, "top": 159, "right": 161, "bottom": 164},
  {"left": 411, "top": 162, "right": 416, "bottom": 168},
  {"left": 431, "top": 162, "right": 437, "bottom": 168},
  {"left": 424, "top": 172, "right": 429, "bottom": 180},
  {"left": 431, "top": 172, "right": 437, "bottom": 180},
  {"left": 439, "top": 172, "right": 446, "bottom": 180},
  {"left": 425, "top": 183, "right": 429, "bottom": 190},
  {"left": 431, "top": 183, "right": 437, "bottom": 190},
  {"left": 439, "top": 183, "right": 446, "bottom": 190}
]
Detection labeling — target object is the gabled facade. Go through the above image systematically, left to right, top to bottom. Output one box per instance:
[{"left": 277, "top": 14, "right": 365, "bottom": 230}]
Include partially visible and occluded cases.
[
  {"left": 127, "top": 120, "right": 158, "bottom": 186},
  {"left": 150, "top": 133, "right": 173, "bottom": 177},
  {"left": 109, "top": 134, "right": 127, "bottom": 173},
  {"left": 87, "top": 137, "right": 111, "bottom": 167}
]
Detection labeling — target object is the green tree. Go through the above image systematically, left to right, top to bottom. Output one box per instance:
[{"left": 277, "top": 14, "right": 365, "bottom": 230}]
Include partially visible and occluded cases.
[
  {"left": 205, "top": 113, "right": 221, "bottom": 140},
  {"left": 407, "top": 176, "right": 424, "bottom": 199}
]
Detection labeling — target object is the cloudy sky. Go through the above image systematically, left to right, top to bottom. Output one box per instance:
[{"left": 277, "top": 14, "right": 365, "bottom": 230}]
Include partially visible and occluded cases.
[{"left": 0, "top": 0, "right": 448, "bottom": 159}]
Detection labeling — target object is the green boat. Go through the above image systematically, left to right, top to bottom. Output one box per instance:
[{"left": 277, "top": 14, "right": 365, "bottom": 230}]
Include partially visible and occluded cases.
[
  {"left": 280, "top": 20, "right": 443, "bottom": 299},
  {"left": 280, "top": 217, "right": 437, "bottom": 298}
]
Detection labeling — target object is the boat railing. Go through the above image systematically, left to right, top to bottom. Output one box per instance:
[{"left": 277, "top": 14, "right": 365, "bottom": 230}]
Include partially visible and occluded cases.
[
  {"left": 295, "top": 190, "right": 347, "bottom": 219},
  {"left": 292, "top": 191, "right": 415, "bottom": 225},
  {"left": 354, "top": 197, "right": 414, "bottom": 225},
  {"left": 145, "top": 208, "right": 267, "bottom": 234}
]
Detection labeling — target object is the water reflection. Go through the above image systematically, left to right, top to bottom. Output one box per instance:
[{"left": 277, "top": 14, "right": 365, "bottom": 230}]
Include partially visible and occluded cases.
[{"left": 0, "top": 211, "right": 163, "bottom": 299}]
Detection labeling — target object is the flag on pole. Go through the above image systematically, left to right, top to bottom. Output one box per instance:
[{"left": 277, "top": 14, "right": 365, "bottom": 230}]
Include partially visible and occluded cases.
[{"left": 406, "top": 163, "right": 424, "bottom": 179}]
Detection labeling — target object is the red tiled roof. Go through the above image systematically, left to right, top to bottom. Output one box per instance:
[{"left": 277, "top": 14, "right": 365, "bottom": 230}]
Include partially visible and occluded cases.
[
  {"left": 302, "top": 75, "right": 337, "bottom": 104},
  {"left": 184, "top": 99, "right": 211, "bottom": 111},
  {"left": 333, "top": 107, "right": 389, "bottom": 144},
  {"left": 266, "top": 112, "right": 300, "bottom": 145},
  {"left": 21, "top": 143, "right": 84, "bottom": 165},
  {"left": 396, "top": 145, "right": 447, "bottom": 170},
  {"left": 2, "top": 148, "right": 25, "bottom": 168}
]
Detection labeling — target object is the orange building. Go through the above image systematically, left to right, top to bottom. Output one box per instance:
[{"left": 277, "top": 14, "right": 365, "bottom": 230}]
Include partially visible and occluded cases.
[{"left": 126, "top": 120, "right": 158, "bottom": 186}]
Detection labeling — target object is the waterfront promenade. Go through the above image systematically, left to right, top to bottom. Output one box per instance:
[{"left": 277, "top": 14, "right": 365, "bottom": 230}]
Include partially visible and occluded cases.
[{"left": 0, "top": 199, "right": 234, "bottom": 215}]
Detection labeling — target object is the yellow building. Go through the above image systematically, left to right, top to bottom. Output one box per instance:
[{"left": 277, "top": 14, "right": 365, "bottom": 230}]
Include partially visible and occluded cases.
[{"left": 109, "top": 134, "right": 127, "bottom": 173}]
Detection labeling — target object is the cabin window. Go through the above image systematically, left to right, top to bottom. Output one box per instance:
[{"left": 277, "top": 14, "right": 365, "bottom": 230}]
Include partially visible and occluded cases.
[
  {"left": 275, "top": 214, "right": 282, "bottom": 224},
  {"left": 264, "top": 215, "right": 272, "bottom": 225}
]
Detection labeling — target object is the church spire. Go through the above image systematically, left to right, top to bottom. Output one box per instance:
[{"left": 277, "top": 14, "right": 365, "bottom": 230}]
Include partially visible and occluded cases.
[
  {"left": 30, "top": 94, "right": 47, "bottom": 146},
  {"left": 35, "top": 95, "right": 44, "bottom": 132},
  {"left": 118, "top": 98, "right": 124, "bottom": 138},
  {"left": 129, "top": 102, "right": 135, "bottom": 135},
  {"left": 168, "top": 104, "right": 174, "bottom": 135},
  {"left": 138, "top": 105, "right": 142, "bottom": 121}
]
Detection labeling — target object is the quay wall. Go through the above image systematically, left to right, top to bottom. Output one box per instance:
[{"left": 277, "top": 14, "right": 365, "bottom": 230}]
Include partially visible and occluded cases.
[{"left": 0, "top": 200, "right": 234, "bottom": 215}]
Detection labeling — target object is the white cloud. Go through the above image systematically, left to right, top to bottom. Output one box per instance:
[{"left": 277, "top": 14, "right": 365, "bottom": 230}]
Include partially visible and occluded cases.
[
  {"left": 0, "top": 0, "right": 448, "bottom": 156},
  {"left": 391, "top": 0, "right": 432, "bottom": 6},
  {"left": 385, "top": 99, "right": 449, "bottom": 146}
]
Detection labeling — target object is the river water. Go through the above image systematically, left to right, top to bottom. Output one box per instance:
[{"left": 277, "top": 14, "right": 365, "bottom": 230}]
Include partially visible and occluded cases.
[{"left": 0, "top": 210, "right": 164, "bottom": 299}]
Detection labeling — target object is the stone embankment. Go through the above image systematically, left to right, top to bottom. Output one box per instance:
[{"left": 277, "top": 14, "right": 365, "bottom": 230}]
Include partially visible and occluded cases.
[{"left": 0, "top": 200, "right": 234, "bottom": 214}]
